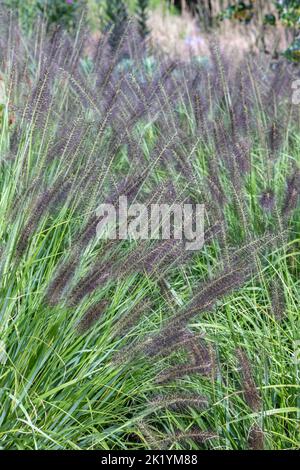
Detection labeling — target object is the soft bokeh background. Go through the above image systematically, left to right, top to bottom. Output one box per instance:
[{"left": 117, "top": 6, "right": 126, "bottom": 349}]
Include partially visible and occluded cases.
[{"left": 4, "top": 1, "right": 300, "bottom": 62}]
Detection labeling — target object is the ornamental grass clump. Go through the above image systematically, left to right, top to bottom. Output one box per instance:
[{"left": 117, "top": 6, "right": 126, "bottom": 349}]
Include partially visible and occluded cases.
[{"left": 0, "top": 5, "right": 299, "bottom": 450}]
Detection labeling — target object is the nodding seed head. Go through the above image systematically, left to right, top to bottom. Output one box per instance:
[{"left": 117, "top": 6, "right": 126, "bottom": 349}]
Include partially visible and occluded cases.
[
  {"left": 259, "top": 189, "right": 275, "bottom": 212},
  {"left": 76, "top": 299, "right": 109, "bottom": 334},
  {"left": 236, "top": 348, "right": 262, "bottom": 412},
  {"left": 148, "top": 393, "right": 208, "bottom": 411},
  {"left": 248, "top": 424, "right": 264, "bottom": 450},
  {"left": 161, "top": 427, "right": 219, "bottom": 448}
]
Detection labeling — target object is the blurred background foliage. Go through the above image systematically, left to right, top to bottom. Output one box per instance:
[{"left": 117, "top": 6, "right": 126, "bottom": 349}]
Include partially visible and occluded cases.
[{"left": 3, "top": 1, "right": 300, "bottom": 60}]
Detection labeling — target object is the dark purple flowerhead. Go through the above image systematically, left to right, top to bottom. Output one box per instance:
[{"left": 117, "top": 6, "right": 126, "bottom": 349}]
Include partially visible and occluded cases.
[{"left": 259, "top": 189, "right": 275, "bottom": 212}]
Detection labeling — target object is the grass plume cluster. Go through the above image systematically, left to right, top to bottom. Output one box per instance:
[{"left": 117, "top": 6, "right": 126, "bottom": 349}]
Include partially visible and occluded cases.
[{"left": 0, "top": 6, "right": 299, "bottom": 450}]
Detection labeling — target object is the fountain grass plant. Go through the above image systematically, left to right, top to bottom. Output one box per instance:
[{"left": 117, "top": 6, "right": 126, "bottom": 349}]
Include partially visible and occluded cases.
[{"left": 0, "top": 7, "right": 299, "bottom": 450}]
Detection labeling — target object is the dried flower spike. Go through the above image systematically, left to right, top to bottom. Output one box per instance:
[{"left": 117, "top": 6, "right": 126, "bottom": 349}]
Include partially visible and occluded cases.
[
  {"left": 76, "top": 299, "right": 109, "bottom": 334},
  {"left": 236, "top": 348, "right": 262, "bottom": 412},
  {"left": 248, "top": 424, "right": 264, "bottom": 450}
]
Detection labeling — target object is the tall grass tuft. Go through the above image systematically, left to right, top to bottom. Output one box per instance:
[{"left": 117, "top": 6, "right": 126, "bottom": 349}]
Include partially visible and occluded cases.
[{"left": 0, "top": 7, "right": 299, "bottom": 450}]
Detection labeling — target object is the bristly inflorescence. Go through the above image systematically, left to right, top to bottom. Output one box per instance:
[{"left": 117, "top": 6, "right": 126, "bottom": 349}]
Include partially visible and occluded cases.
[
  {"left": 1, "top": 8, "right": 299, "bottom": 450},
  {"left": 76, "top": 299, "right": 109, "bottom": 334},
  {"left": 236, "top": 347, "right": 262, "bottom": 412},
  {"left": 248, "top": 424, "right": 265, "bottom": 450}
]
